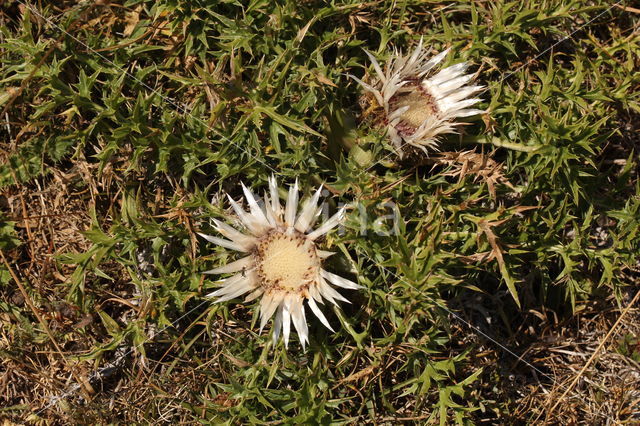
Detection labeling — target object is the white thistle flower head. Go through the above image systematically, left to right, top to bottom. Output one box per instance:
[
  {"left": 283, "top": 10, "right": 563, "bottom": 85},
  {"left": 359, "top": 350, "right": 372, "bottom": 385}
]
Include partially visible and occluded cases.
[
  {"left": 350, "top": 38, "right": 485, "bottom": 157},
  {"left": 198, "top": 176, "right": 361, "bottom": 350}
]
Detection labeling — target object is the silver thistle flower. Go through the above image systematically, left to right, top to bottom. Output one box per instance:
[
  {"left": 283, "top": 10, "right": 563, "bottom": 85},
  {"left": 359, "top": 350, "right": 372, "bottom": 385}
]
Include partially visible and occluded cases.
[
  {"left": 351, "top": 38, "right": 485, "bottom": 157},
  {"left": 199, "top": 176, "right": 361, "bottom": 349}
]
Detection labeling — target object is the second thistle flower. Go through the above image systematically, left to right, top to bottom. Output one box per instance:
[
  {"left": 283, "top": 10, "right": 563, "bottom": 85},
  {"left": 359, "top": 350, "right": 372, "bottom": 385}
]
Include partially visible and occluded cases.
[{"left": 351, "top": 38, "right": 485, "bottom": 157}]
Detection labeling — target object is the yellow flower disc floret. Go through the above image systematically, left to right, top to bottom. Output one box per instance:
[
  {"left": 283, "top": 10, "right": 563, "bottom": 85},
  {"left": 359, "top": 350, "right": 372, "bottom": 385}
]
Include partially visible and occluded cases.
[{"left": 255, "top": 231, "right": 319, "bottom": 291}]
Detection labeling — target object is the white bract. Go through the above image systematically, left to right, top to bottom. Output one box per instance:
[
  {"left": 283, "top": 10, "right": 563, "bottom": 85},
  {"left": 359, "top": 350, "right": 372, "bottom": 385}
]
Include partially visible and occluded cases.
[
  {"left": 351, "top": 38, "right": 484, "bottom": 157},
  {"left": 199, "top": 176, "right": 361, "bottom": 350}
]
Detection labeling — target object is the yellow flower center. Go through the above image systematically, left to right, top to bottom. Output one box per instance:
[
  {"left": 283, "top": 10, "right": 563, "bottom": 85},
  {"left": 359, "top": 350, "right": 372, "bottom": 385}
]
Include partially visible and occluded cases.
[
  {"left": 390, "top": 86, "right": 438, "bottom": 132},
  {"left": 255, "top": 231, "right": 319, "bottom": 290}
]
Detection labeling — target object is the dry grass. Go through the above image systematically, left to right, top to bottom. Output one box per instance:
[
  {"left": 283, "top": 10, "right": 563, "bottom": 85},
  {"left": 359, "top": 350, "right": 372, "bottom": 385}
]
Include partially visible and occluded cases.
[
  {"left": 453, "top": 283, "right": 640, "bottom": 424},
  {"left": 523, "top": 293, "right": 640, "bottom": 424}
]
